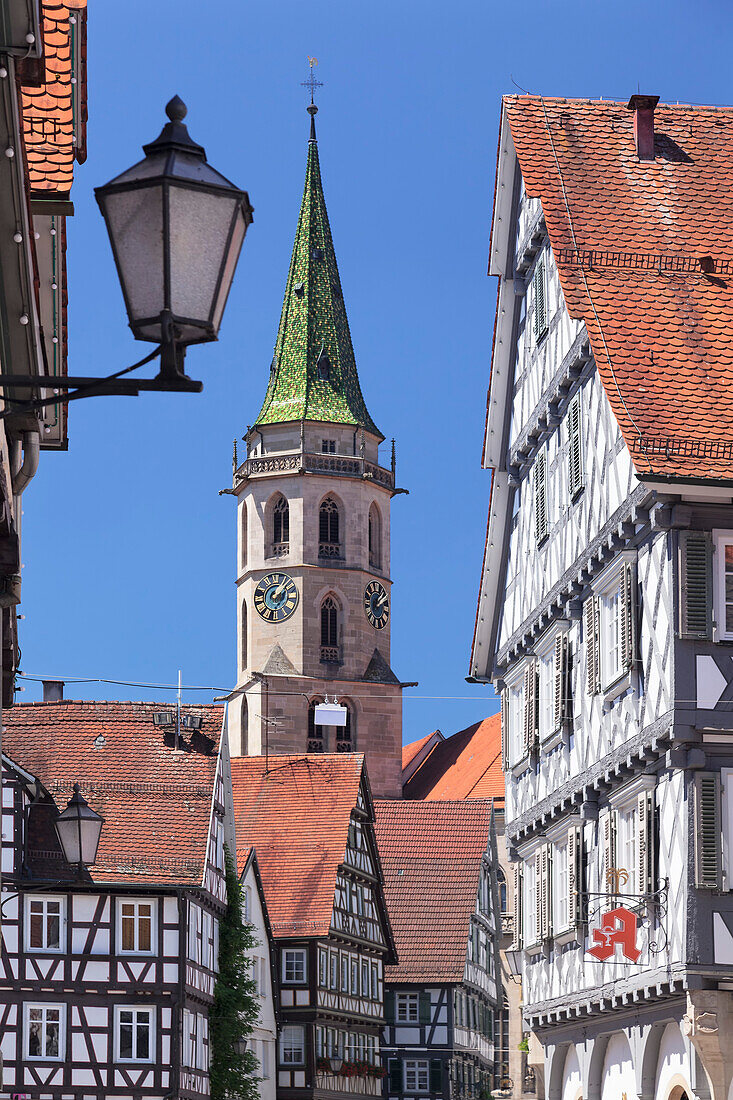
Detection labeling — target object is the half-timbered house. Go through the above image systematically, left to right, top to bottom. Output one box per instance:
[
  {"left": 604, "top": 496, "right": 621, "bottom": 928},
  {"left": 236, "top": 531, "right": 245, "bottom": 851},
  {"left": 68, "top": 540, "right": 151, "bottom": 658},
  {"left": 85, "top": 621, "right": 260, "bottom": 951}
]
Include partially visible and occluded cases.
[
  {"left": 470, "top": 94, "right": 733, "bottom": 1100},
  {"left": 0, "top": 699, "right": 231, "bottom": 1099},
  {"left": 230, "top": 753, "right": 396, "bottom": 1100},
  {"left": 375, "top": 799, "right": 501, "bottom": 1100},
  {"left": 241, "top": 845, "right": 279, "bottom": 1100}
]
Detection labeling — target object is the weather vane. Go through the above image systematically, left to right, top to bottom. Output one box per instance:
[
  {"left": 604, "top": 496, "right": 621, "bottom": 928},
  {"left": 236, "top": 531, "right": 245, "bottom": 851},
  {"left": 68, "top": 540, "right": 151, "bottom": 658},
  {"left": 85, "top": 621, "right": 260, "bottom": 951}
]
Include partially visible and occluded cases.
[{"left": 301, "top": 57, "right": 323, "bottom": 106}]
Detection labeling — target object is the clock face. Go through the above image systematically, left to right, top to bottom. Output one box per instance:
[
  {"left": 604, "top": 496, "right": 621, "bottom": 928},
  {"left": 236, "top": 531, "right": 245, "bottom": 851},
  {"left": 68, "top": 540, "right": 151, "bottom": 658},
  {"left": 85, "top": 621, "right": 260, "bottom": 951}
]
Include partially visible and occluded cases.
[
  {"left": 254, "top": 572, "right": 299, "bottom": 623},
  {"left": 364, "top": 580, "right": 390, "bottom": 629}
]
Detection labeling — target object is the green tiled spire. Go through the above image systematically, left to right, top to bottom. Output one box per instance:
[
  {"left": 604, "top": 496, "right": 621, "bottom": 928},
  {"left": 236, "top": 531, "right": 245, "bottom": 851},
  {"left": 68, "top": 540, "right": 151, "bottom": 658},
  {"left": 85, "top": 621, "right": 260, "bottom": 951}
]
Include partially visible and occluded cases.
[{"left": 254, "top": 107, "right": 382, "bottom": 439}]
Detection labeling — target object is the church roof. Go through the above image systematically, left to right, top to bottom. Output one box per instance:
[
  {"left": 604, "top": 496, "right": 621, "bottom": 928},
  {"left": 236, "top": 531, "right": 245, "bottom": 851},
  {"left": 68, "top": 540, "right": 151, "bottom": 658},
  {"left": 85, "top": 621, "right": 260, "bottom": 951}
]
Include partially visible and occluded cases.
[
  {"left": 254, "top": 108, "right": 381, "bottom": 438},
  {"left": 402, "top": 715, "right": 504, "bottom": 806},
  {"left": 231, "top": 753, "right": 368, "bottom": 938},
  {"left": 374, "top": 799, "right": 493, "bottom": 984}
]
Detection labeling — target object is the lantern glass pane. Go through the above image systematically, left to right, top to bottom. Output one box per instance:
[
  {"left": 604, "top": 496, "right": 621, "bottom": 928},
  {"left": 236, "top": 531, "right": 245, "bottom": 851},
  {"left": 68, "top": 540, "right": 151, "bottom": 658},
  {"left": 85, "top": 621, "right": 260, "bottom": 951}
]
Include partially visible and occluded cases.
[
  {"left": 102, "top": 184, "right": 165, "bottom": 333},
  {"left": 168, "top": 185, "right": 239, "bottom": 332},
  {"left": 212, "top": 207, "right": 247, "bottom": 332},
  {"left": 54, "top": 816, "right": 81, "bottom": 865}
]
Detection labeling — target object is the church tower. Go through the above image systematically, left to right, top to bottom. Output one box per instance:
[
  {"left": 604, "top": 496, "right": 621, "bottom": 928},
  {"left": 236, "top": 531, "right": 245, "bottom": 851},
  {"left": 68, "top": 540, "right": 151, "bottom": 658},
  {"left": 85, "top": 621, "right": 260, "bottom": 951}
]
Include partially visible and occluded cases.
[{"left": 227, "top": 104, "right": 404, "bottom": 798}]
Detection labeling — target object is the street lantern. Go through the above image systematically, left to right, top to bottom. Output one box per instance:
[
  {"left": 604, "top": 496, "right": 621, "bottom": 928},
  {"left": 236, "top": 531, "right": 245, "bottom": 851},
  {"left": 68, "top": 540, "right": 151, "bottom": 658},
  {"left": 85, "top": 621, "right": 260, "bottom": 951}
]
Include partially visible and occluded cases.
[
  {"left": 94, "top": 95, "right": 253, "bottom": 381},
  {"left": 54, "top": 783, "right": 104, "bottom": 868},
  {"left": 505, "top": 947, "right": 522, "bottom": 979}
]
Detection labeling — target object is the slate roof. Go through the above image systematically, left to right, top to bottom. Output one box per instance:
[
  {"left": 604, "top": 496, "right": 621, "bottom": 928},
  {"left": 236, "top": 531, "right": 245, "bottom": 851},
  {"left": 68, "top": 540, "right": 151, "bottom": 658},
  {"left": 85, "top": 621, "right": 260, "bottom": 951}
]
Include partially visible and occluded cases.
[
  {"left": 21, "top": 0, "right": 87, "bottom": 193},
  {"left": 504, "top": 95, "right": 733, "bottom": 480},
  {"left": 254, "top": 109, "right": 381, "bottom": 437},
  {"left": 3, "top": 700, "right": 223, "bottom": 886},
  {"left": 402, "top": 716, "right": 504, "bottom": 805},
  {"left": 231, "top": 753, "right": 366, "bottom": 938},
  {"left": 374, "top": 800, "right": 492, "bottom": 983}
]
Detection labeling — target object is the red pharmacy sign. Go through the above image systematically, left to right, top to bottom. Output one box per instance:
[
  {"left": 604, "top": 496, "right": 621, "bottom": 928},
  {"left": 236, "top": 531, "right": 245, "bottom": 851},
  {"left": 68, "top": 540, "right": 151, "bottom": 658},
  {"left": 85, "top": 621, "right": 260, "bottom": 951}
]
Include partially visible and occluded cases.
[{"left": 587, "top": 906, "right": 641, "bottom": 962}]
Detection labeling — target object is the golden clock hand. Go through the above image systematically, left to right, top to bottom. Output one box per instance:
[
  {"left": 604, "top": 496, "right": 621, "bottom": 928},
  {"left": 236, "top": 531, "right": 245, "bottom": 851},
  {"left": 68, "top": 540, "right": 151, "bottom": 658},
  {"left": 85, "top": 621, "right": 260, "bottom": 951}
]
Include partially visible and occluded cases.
[{"left": 377, "top": 593, "right": 388, "bottom": 608}]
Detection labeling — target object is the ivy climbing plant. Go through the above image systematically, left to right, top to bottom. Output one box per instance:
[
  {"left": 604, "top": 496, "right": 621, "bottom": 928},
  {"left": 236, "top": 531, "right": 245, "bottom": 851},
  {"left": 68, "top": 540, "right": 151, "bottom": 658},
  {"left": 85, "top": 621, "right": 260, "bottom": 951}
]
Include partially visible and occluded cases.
[{"left": 210, "top": 844, "right": 261, "bottom": 1100}]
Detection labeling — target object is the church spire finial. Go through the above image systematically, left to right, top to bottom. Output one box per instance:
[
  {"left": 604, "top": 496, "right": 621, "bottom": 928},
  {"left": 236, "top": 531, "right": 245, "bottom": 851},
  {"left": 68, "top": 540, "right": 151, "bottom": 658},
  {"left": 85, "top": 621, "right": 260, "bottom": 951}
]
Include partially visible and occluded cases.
[{"left": 302, "top": 57, "right": 323, "bottom": 142}]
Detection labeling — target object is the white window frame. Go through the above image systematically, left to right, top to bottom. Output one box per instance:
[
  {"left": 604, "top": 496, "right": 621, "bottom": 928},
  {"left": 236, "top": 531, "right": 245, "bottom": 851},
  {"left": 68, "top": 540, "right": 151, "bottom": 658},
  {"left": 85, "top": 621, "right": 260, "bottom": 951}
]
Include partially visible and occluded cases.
[
  {"left": 713, "top": 530, "right": 733, "bottom": 641},
  {"left": 592, "top": 553, "right": 635, "bottom": 696},
  {"left": 534, "top": 630, "right": 557, "bottom": 746},
  {"left": 504, "top": 662, "right": 527, "bottom": 769},
  {"left": 607, "top": 775, "right": 656, "bottom": 896},
  {"left": 522, "top": 856, "right": 538, "bottom": 949},
  {"left": 25, "top": 894, "right": 65, "bottom": 953},
  {"left": 117, "top": 898, "right": 156, "bottom": 956},
  {"left": 282, "top": 947, "right": 306, "bottom": 984},
  {"left": 396, "top": 991, "right": 419, "bottom": 1023},
  {"left": 25, "top": 1002, "right": 65, "bottom": 1061},
  {"left": 115, "top": 1005, "right": 155, "bottom": 1063},
  {"left": 280, "top": 1025, "right": 305, "bottom": 1065},
  {"left": 404, "top": 1059, "right": 430, "bottom": 1092}
]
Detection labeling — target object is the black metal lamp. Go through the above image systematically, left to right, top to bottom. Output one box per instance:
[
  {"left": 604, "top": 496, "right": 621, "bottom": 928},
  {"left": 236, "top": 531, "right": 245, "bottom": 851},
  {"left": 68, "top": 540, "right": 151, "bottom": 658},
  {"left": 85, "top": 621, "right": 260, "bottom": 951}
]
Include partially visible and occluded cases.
[
  {"left": 94, "top": 95, "right": 253, "bottom": 384},
  {"left": 54, "top": 783, "right": 104, "bottom": 868},
  {"left": 505, "top": 947, "right": 522, "bottom": 978},
  {"left": 329, "top": 1052, "right": 344, "bottom": 1074}
]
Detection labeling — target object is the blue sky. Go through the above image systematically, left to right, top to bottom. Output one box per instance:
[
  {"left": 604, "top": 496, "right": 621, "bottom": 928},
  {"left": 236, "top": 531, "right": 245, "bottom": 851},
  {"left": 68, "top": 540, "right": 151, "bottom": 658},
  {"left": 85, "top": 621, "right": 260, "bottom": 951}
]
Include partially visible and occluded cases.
[{"left": 17, "top": 0, "right": 733, "bottom": 742}]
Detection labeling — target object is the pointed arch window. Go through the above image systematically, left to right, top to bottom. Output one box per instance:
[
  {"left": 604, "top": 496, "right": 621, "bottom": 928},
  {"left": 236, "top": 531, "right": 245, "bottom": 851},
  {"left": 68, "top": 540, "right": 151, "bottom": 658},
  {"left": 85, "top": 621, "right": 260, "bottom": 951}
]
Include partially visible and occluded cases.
[
  {"left": 271, "top": 496, "right": 289, "bottom": 557},
  {"left": 319, "top": 497, "right": 342, "bottom": 559},
  {"left": 240, "top": 501, "right": 247, "bottom": 571},
  {"left": 368, "top": 504, "right": 381, "bottom": 569},
  {"left": 320, "top": 595, "right": 341, "bottom": 664},
  {"left": 241, "top": 601, "right": 248, "bottom": 672},
  {"left": 240, "top": 696, "right": 248, "bottom": 756},
  {"left": 307, "top": 698, "right": 325, "bottom": 754},
  {"left": 335, "top": 702, "right": 353, "bottom": 753}
]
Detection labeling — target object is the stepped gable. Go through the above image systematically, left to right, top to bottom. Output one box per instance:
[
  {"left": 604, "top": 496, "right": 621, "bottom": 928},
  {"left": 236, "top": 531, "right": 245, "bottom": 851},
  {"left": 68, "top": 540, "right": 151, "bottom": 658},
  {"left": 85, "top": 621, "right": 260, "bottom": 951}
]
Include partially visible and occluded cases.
[
  {"left": 505, "top": 95, "right": 733, "bottom": 479},
  {"left": 254, "top": 108, "right": 381, "bottom": 437},
  {"left": 3, "top": 699, "right": 223, "bottom": 886},
  {"left": 402, "top": 715, "right": 503, "bottom": 805},
  {"left": 231, "top": 753, "right": 365, "bottom": 937},
  {"left": 374, "top": 799, "right": 493, "bottom": 983}
]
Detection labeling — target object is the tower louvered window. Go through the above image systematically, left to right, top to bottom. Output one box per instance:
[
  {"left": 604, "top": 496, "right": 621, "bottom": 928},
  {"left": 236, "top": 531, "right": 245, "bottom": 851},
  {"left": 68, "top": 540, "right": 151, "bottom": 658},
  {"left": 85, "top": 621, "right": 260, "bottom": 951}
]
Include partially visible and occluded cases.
[
  {"left": 272, "top": 496, "right": 289, "bottom": 552},
  {"left": 319, "top": 497, "right": 342, "bottom": 558},
  {"left": 307, "top": 699, "right": 325, "bottom": 753}
]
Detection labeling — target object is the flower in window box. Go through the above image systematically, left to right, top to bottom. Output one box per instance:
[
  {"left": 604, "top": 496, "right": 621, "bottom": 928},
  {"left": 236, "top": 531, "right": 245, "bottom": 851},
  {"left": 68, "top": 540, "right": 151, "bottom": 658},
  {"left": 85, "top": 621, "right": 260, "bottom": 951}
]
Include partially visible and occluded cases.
[{"left": 316, "top": 1057, "right": 331, "bottom": 1073}]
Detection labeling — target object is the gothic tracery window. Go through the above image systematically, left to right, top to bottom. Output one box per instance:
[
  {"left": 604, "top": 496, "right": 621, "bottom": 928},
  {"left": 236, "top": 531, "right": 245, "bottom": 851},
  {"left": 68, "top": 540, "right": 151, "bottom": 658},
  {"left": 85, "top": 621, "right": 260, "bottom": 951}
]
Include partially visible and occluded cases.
[
  {"left": 272, "top": 495, "right": 289, "bottom": 554},
  {"left": 319, "top": 497, "right": 341, "bottom": 558},
  {"left": 368, "top": 503, "right": 381, "bottom": 569},
  {"left": 320, "top": 595, "right": 341, "bottom": 663},
  {"left": 307, "top": 698, "right": 325, "bottom": 753},
  {"left": 335, "top": 702, "right": 353, "bottom": 753}
]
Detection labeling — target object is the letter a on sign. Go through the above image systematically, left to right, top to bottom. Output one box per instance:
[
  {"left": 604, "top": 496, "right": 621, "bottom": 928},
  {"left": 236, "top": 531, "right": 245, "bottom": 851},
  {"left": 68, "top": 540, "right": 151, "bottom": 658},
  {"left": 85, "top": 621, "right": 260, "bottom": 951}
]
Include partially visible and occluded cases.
[{"left": 587, "top": 906, "right": 641, "bottom": 963}]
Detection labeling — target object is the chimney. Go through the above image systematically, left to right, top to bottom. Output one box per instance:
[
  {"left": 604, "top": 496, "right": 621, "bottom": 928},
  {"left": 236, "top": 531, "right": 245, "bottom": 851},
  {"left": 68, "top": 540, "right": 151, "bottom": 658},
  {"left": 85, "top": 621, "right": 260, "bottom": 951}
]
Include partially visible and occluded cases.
[
  {"left": 627, "top": 94, "right": 660, "bottom": 161},
  {"left": 42, "top": 679, "right": 64, "bottom": 702}
]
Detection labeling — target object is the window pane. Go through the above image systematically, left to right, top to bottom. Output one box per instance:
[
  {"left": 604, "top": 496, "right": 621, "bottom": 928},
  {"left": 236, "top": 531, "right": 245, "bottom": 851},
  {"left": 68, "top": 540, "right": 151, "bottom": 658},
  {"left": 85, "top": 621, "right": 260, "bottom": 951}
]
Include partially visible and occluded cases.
[
  {"left": 138, "top": 906, "right": 152, "bottom": 951},
  {"left": 29, "top": 912, "right": 44, "bottom": 949},
  {"left": 47, "top": 912, "right": 60, "bottom": 949},
  {"left": 121, "top": 915, "right": 135, "bottom": 951},
  {"left": 28, "top": 1018, "right": 42, "bottom": 1057},
  {"left": 137, "top": 1018, "right": 150, "bottom": 1060},
  {"left": 46, "top": 1019, "right": 59, "bottom": 1058},
  {"left": 120, "top": 1021, "right": 133, "bottom": 1059}
]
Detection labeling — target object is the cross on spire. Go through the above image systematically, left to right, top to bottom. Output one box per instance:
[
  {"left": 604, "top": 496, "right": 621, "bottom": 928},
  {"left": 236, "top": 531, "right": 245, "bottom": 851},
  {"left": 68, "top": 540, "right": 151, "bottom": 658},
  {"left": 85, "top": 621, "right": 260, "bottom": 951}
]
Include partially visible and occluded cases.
[{"left": 301, "top": 57, "right": 323, "bottom": 106}]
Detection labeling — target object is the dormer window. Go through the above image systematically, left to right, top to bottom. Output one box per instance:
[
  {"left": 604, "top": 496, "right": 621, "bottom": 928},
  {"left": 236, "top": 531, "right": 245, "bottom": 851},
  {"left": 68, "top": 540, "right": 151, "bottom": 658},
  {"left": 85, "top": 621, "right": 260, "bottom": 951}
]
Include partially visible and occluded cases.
[{"left": 317, "top": 351, "right": 331, "bottom": 380}]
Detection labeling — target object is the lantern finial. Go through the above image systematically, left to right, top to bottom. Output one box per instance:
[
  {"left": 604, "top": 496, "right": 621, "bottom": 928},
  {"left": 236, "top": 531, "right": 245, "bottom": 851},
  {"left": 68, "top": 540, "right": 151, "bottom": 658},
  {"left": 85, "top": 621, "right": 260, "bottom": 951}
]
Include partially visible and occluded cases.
[{"left": 165, "top": 95, "right": 187, "bottom": 123}]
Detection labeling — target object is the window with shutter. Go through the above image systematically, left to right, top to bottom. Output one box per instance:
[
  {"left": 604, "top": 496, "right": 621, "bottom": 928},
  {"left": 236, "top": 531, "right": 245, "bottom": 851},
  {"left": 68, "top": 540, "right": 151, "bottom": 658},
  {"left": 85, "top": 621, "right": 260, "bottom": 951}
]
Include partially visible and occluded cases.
[
  {"left": 532, "top": 257, "right": 548, "bottom": 342},
  {"left": 568, "top": 393, "right": 583, "bottom": 498},
  {"left": 534, "top": 451, "right": 548, "bottom": 544},
  {"left": 680, "top": 531, "right": 713, "bottom": 639},
  {"left": 619, "top": 562, "right": 637, "bottom": 674},
  {"left": 584, "top": 597, "right": 599, "bottom": 695},
  {"left": 553, "top": 633, "right": 571, "bottom": 730},
  {"left": 523, "top": 661, "right": 538, "bottom": 756},
  {"left": 500, "top": 689, "right": 508, "bottom": 771},
  {"left": 695, "top": 772, "right": 723, "bottom": 889},
  {"left": 637, "top": 790, "right": 655, "bottom": 896},
  {"left": 601, "top": 810, "right": 616, "bottom": 896},
  {"left": 567, "top": 825, "right": 581, "bottom": 927},
  {"left": 539, "top": 845, "right": 551, "bottom": 941},
  {"left": 534, "top": 851, "right": 543, "bottom": 945},
  {"left": 512, "top": 862, "right": 523, "bottom": 949},
  {"left": 419, "top": 993, "right": 431, "bottom": 1025},
  {"left": 389, "top": 1059, "right": 402, "bottom": 1094},
  {"left": 429, "top": 1060, "right": 443, "bottom": 1093}
]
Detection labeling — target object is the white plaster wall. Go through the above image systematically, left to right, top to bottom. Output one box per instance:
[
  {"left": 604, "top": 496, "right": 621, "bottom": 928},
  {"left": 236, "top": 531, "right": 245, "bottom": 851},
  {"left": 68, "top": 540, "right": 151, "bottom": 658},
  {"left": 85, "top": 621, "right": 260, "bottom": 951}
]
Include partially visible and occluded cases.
[
  {"left": 243, "top": 860, "right": 277, "bottom": 1100},
  {"left": 654, "top": 1023, "right": 691, "bottom": 1100},
  {"left": 600, "top": 1034, "right": 638, "bottom": 1100},
  {"left": 561, "top": 1045, "right": 582, "bottom": 1100}
]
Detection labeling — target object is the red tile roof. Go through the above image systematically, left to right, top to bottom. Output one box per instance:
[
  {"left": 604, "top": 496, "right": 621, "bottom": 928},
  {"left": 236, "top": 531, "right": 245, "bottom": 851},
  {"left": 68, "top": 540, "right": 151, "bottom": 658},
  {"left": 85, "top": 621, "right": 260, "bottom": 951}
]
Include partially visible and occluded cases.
[
  {"left": 21, "top": 0, "right": 87, "bottom": 193},
  {"left": 505, "top": 95, "right": 733, "bottom": 480},
  {"left": 3, "top": 700, "right": 223, "bottom": 886},
  {"left": 402, "top": 716, "right": 504, "bottom": 805},
  {"left": 401, "top": 731, "right": 437, "bottom": 772},
  {"left": 231, "top": 754, "right": 365, "bottom": 938},
  {"left": 374, "top": 800, "right": 492, "bottom": 983}
]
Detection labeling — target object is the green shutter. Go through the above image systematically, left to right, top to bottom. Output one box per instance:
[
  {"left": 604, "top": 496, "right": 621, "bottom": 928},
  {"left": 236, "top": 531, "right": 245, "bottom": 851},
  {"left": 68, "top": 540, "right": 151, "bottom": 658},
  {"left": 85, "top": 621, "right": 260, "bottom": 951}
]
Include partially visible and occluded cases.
[
  {"left": 680, "top": 531, "right": 713, "bottom": 639},
  {"left": 695, "top": 772, "right": 723, "bottom": 889},
  {"left": 384, "top": 989, "right": 395, "bottom": 1023},
  {"left": 419, "top": 992, "right": 431, "bottom": 1025},
  {"left": 389, "top": 1060, "right": 402, "bottom": 1093},
  {"left": 430, "top": 1060, "right": 443, "bottom": 1093}
]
